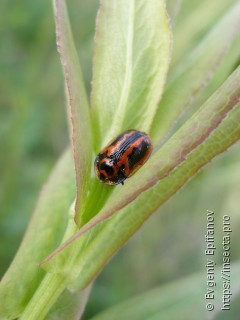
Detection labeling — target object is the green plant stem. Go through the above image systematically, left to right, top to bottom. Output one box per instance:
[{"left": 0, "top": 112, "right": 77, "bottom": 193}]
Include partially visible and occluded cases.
[
  {"left": 80, "top": 180, "right": 114, "bottom": 225},
  {"left": 20, "top": 220, "right": 90, "bottom": 320},
  {"left": 20, "top": 273, "right": 66, "bottom": 320}
]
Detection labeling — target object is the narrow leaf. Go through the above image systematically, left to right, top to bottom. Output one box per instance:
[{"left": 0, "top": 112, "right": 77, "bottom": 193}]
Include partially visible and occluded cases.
[
  {"left": 54, "top": 0, "right": 92, "bottom": 223},
  {"left": 91, "top": 0, "right": 172, "bottom": 149},
  {"left": 166, "top": 0, "right": 182, "bottom": 25},
  {"left": 171, "top": 0, "right": 237, "bottom": 66},
  {"left": 150, "top": 2, "right": 240, "bottom": 144},
  {"left": 191, "top": 36, "right": 240, "bottom": 110},
  {"left": 40, "top": 67, "right": 240, "bottom": 270},
  {"left": 59, "top": 95, "right": 240, "bottom": 290},
  {"left": 0, "top": 151, "right": 75, "bottom": 319},
  {"left": 46, "top": 285, "right": 92, "bottom": 320}
]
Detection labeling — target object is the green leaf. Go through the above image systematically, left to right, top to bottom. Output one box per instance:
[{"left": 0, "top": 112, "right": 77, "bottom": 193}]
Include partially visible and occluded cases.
[
  {"left": 54, "top": 0, "right": 92, "bottom": 224},
  {"left": 91, "top": 0, "right": 172, "bottom": 150},
  {"left": 166, "top": 0, "right": 182, "bottom": 25},
  {"left": 171, "top": 0, "right": 237, "bottom": 66},
  {"left": 151, "top": 2, "right": 240, "bottom": 144},
  {"left": 191, "top": 36, "right": 240, "bottom": 111},
  {"left": 40, "top": 68, "right": 240, "bottom": 284},
  {"left": 66, "top": 97, "right": 240, "bottom": 292},
  {"left": 0, "top": 150, "right": 75, "bottom": 319},
  {"left": 90, "top": 262, "right": 240, "bottom": 320},
  {"left": 46, "top": 285, "right": 92, "bottom": 320}
]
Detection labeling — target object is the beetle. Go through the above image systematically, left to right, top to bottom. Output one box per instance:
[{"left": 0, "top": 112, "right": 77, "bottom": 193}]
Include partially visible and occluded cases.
[{"left": 94, "top": 129, "right": 153, "bottom": 185}]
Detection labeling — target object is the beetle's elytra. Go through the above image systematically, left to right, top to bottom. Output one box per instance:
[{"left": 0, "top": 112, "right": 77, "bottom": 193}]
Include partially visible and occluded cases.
[{"left": 94, "top": 129, "right": 153, "bottom": 185}]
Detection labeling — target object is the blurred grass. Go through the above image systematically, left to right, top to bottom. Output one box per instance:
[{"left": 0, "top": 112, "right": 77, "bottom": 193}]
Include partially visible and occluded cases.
[{"left": 0, "top": 1, "right": 239, "bottom": 319}]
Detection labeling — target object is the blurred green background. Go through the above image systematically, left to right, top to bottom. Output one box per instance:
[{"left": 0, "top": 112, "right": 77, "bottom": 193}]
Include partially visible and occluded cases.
[{"left": 0, "top": 0, "right": 239, "bottom": 319}]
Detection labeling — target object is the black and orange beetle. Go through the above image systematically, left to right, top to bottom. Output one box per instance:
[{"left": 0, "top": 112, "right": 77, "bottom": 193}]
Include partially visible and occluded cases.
[{"left": 94, "top": 129, "right": 153, "bottom": 185}]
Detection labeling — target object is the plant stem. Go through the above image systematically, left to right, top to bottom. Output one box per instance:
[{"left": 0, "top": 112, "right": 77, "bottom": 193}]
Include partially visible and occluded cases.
[
  {"left": 80, "top": 180, "right": 114, "bottom": 225},
  {"left": 19, "top": 181, "right": 113, "bottom": 320},
  {"left": 20, "top": 273, "right": 66, "bottom": 320}
]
